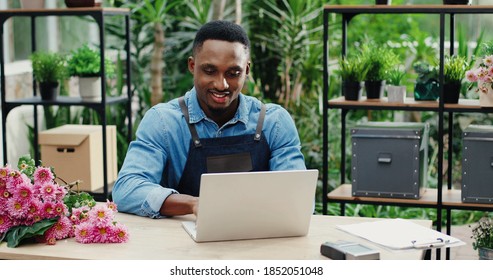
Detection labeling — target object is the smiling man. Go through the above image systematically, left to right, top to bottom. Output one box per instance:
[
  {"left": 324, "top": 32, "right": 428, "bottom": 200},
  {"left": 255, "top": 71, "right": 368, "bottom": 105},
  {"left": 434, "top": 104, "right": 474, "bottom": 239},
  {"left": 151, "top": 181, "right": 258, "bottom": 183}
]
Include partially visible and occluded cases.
[{"left": 112, "top": 20, "right": 306, "bottom": 218}]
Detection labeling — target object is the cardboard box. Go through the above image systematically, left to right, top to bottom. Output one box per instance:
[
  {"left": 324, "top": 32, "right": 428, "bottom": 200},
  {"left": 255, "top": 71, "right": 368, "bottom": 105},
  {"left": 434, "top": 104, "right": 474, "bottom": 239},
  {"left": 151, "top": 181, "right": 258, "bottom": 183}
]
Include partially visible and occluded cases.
[
  {"left": 350, "top": 122, "right": 429, "bottom": 199},
  {"left": 38, "top": 124, "right": 117, "bottom": 192}
]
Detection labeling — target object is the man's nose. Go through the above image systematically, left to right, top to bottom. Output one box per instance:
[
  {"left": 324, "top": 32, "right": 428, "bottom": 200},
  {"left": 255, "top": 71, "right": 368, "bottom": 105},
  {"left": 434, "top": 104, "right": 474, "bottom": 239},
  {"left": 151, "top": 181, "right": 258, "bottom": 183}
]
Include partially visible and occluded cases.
[{"left": 215, "top": 76, "right": 230, "bottom": 91}]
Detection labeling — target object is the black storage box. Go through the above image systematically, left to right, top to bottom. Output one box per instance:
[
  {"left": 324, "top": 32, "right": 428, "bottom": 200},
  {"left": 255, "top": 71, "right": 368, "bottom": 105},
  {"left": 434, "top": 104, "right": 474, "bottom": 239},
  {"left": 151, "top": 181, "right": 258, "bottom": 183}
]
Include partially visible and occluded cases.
[
  {"left": 350, "top": 122, "right": 429, "bottom": 199},
  {"left": 461, "top": 125, "right": 493, "bottom": 203}
]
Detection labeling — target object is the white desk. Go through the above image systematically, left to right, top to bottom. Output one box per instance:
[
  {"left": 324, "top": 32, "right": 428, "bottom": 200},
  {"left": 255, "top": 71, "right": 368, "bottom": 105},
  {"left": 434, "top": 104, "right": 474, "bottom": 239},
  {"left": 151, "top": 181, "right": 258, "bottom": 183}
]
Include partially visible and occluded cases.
[{"left": 0, "top": 213, "right": 431, "bottom": 260}]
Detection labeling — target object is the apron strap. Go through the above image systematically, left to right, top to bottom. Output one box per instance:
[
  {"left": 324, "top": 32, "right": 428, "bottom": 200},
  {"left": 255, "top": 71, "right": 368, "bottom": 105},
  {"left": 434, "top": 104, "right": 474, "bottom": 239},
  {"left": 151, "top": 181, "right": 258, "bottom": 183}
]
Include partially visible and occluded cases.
[
  {"left": 178, "top": 97, "right": 202, "bottom": 148},
  {"left": 254, "top": 103, "right": 266, "bottom": 141}
]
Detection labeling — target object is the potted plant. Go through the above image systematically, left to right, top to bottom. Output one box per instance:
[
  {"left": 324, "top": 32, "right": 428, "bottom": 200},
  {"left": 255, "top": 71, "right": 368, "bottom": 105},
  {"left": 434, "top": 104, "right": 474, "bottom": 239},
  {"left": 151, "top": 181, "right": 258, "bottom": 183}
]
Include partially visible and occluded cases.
[
  {"left": 20, "top": 0, "right": 45, "bottom": 9},
  {"left": 443, "top": 0, "right": 471, "bottom": 5},
  {"left": 465, "top": 40, "right": 493, "bottom": 107},
  {"left": 67, "top": 44, "right": 115, "bottom": 101},
  {"left": 361, "top": 44, "right": 397, "bottom": 100},
  {"left": 30, "top": 51, "right": 67, "bottom": 101},
  {"left": 338, "top": 55, "right": 367, "bottom": 101},
  {"left": 443, "top": 55, "right": 467, "bottom": 104},
  {"left": 413, "top": 61, "right": 439, "bottom": 101},
  {"left": 386, "top": 68, "right": 406, "bottom": 103},
  {"left": 470, "top": 216, "right": 493, "bottom": 260}
]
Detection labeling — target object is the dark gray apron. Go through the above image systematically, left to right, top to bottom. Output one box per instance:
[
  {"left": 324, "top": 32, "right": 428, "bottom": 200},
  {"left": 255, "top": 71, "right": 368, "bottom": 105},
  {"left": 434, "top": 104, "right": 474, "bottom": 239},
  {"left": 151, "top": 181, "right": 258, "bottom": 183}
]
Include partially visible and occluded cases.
[{"left": 173, "top": 97, "right": 270, "bottom": 196}]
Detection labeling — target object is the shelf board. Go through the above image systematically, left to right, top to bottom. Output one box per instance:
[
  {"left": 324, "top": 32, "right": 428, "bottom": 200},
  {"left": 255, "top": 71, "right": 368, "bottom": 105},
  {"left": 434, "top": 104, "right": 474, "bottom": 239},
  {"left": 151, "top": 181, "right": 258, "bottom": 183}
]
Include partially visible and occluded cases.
[
  {"left": 324, "top": 5, "right": 493, "bottom": 14},
  {"left": 0, "top": 7, "right": 130, "bottom": 17},
  {"left": 5, "top": 95, "right": 128, "bottom": 107},
  {"left": 327, "top": 96, "right": 493, "bottom": 113},
  {"left": 327, "top": 184, "right": 438, "bottom": 206},
  {"left": 442, "top": 189, "right": 493, "bottom": 210}
]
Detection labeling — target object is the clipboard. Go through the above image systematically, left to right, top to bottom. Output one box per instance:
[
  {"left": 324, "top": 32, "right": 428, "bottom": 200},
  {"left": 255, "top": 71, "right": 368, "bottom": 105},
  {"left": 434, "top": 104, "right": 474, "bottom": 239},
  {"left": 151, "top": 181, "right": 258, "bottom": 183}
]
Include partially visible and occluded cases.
[{"left": 336, "top": 218, "right": 464, "bottom": 250}]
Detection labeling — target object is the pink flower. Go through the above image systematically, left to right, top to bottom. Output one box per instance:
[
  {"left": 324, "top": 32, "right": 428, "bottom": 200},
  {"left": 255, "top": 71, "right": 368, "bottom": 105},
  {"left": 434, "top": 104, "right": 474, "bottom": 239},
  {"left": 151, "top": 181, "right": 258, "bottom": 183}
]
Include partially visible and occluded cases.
[
  {"left": 483, "top": 55, "right": 493, "bottom": 66},
  {"left": 466, "top": 69, "right": 478, "bottom": 82},
  {"left": 33, "top": 166, "right": 54, "bottom": 185},
  {"left": 13, "top": 183, "right": 34, "bottom": 202},
  {"left": 39, "top": 183, "right": 57, "bottom": 201},
  {"left": 6, "top": 198, "right": 28, "bottom": 220},
  {"left": 106, "top": 200, "right": 118, "bottom": 212},
  {"left": 40, "top": 201, "right": 56, "bottom": 219},
  {"left": 88, "top": 204, "right": 114, "bottom": 227},
  {"left": 71, "top": 206, "right": 91, "bottom": 225},
  {"left": 0, "top": 214, "right": 13, "bottom": 234},
  {"left": 44, "top": 216, "right": 73, "bottom": 241},
  {"left": 74, "top": 222, "right": 94, "bottom": 244},
  {"left": 109, "top": 223, "right": 129, "bottom": 243},
  {"left": 93, "top": 225, "right": 112, "bottom": 243}
]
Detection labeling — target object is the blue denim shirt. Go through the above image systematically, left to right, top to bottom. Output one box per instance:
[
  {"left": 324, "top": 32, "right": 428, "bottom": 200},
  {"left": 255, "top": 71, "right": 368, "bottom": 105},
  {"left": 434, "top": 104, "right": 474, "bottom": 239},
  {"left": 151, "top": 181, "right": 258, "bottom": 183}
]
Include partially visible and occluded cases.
[{"left": 112, "top": 88, "right": 306, "bottom": 218}]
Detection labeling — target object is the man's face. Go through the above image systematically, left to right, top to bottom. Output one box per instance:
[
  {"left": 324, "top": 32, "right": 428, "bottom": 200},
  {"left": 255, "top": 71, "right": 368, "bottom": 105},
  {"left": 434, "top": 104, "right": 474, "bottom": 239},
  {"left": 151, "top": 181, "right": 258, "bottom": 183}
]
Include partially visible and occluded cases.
[{"left": 188, "top": 40, "right": 250, "bottom": 123}]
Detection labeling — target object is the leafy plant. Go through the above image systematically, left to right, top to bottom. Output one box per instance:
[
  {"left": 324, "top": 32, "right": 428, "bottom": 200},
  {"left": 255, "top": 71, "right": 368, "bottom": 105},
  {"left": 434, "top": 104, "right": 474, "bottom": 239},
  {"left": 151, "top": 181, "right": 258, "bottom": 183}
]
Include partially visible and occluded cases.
[
  {"left": 360, "top": 43, "right": 398, "bottom": 82},
  {"left": 67, "top": 44, "right": 115, "bottom": 77},
  {"left": 30, "top": 52, "right": 67, "bottom": 83},
  {"left": 338, "top": 55, "right": 367, "bottom": 82},
  {"left": 444, "top": 55, "right": 467, "bottom": 84},
  {"left": 413, "top": 61, "right": 438, "bottom": 84},
  {"left": 387, "top": 68, "right": 406, "bottom": 86},
  {"left": 471, "top": 216, "right": 493, "bottom": 250}
]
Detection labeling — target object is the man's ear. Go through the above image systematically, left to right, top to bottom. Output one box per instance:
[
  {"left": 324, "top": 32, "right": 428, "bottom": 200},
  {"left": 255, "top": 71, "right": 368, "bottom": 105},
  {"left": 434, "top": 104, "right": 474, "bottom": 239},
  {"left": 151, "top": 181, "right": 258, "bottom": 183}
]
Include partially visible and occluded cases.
[
  {"left": 188, "top": 56, "right": 195, "bottom": 74},
  {"left": 246, "top": 61, "right": 251, "bottom": 75}
]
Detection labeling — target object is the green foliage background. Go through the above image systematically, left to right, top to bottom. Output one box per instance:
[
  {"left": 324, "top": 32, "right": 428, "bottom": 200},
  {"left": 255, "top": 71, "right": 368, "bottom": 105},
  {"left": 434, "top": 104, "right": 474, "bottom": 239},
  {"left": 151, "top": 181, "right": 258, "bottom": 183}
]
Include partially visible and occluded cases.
[{"left": 25, "top": 0, "right": 493, "bottom": 226}]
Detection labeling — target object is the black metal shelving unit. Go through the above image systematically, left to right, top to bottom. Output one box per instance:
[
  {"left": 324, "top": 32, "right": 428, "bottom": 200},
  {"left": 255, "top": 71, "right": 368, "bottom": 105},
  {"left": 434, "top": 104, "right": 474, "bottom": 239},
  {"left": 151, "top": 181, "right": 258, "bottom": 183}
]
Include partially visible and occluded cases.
[
  {"left": 323, "top": 4, "right": 493, "bottom": 260},
  {"left": 0, "top": 7, "right": 132, "bottom": 201}
]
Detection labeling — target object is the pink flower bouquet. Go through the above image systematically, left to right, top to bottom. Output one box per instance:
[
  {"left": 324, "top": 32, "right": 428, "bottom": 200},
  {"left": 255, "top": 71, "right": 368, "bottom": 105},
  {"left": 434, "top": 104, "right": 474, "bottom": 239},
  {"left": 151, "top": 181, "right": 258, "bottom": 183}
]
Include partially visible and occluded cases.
[{"left": 0, "top": 155, "right": 128, "bottom": 247}]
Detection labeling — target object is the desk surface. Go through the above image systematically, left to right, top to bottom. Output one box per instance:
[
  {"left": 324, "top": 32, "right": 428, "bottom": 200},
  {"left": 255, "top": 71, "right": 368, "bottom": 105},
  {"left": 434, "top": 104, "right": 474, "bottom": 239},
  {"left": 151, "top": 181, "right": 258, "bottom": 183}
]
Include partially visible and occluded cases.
[{"left": 0, "top": 213, "right": 430, "bottom": 260}]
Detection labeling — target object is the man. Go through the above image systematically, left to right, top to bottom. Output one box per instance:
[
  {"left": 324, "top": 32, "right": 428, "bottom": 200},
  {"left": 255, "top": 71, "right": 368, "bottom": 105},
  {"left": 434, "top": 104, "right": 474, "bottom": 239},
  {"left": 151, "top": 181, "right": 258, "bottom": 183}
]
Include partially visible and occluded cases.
[{"left": 113, "top": 20, "right": 306, "bottom": 218}]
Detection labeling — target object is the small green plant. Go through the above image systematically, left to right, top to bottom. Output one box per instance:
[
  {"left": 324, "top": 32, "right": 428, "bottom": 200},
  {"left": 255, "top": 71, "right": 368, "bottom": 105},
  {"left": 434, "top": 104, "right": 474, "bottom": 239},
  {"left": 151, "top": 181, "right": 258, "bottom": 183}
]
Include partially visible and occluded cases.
[
  {"left": 67, "top": 44, "right": 115, "bottom": 77},
  {"left": 360, "top": 44, "right": 398, "bottom": 82},
  {"left": 30, "top": 52, "right": 67, "bottom": 83},
  {"left": 338, "top": 55, "right": 367, "bottom": 82},
  {"left": 444, "top": 55, "right": 467, "bottom": 84},
  {"left": 413, "top": 61, "right": 439, "bottom": 84},
  {"left": 387, "top": 69, "right": 406, "bottom": 86},
  {"left": 471, "top": 217, "right": 493, "bottom": 250}
]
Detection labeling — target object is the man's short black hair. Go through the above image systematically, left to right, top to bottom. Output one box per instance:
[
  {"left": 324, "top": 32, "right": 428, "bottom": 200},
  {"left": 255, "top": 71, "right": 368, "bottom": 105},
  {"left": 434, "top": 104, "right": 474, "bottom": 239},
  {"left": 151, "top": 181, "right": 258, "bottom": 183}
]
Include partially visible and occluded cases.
[{"left": 192, "top": 20, "right": 250, "bottom": 54}]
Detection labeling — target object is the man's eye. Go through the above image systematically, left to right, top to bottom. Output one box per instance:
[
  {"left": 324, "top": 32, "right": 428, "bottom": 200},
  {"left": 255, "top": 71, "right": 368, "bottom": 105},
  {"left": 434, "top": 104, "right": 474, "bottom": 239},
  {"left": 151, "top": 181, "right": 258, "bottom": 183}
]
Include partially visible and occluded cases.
[
  {"left": 203, "top": 69, "right": 215, "bottom": 75},
  {"left": 228, "top": 71, "right": 241, "bottom": 77}
]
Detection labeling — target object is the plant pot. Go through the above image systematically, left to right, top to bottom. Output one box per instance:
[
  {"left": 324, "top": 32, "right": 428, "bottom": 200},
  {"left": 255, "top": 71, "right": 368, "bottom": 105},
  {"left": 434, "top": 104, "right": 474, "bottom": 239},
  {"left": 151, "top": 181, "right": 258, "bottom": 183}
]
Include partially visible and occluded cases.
[
  {"left": 20, "top": 0, "right": 45, "bottom": 9},
  {"left": 65, "top": 0, "right": 97, "bottom": 8},
  {"left": 375, "top": 0, "right": 391, "bottom": 4},
  {"left": 443, "top": 0, "right": 471, "bottom": 4},
  {"left": 78, "top": 76, "right": 102, "bottom": 101},
  {"left": 365, "top": 80, "right": 384, "bottom": 100},
  {"left": 414, "top": 80, "right": 440, "bottom": 101},
  {"left": 342, "top": 81, "right": 363, "bottom": 101},
  {"left": 39, "top": 82, "right": 59, "bottom": 101},
  {"left": 443, "top": 82, "right": 461, "bottom": 104},
  {"left": 479, "top": 82, "right": 493, "bottom": 107},
  {"left": 386, "top": 85, "right": 406, "bottom": 103},
  {"left": 478, "top": 247, "right": 493, "bottom": 260}
]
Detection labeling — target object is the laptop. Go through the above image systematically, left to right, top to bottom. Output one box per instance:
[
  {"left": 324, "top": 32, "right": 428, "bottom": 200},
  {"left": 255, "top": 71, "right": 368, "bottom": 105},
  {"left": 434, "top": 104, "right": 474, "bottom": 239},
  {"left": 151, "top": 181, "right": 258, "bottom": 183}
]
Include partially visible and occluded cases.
[{"left": 182, "top": 169, "right": 318, "bottom": 242}]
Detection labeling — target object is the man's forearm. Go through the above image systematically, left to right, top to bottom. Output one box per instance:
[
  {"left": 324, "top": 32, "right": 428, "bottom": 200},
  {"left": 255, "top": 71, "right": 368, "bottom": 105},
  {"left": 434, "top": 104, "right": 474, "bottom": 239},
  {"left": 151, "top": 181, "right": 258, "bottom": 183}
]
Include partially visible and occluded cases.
[{"left": 160, "top": 193, "right": 199, "bottom": 216}]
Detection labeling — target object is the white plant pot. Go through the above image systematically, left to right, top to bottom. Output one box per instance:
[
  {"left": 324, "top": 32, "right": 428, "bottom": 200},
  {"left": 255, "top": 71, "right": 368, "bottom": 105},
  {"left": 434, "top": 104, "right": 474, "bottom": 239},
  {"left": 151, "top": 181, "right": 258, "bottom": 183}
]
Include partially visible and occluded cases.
[
  {"left": 20, "top": 0, "right": 45, "bottom": 9},
  {"left": 78, "top": 76, "right": 102, "bottom": 101},
  {"left": 479, "top": 82, "right": 493, "bottom": 107},
  {"left": 386, "top": 85, "right": 406, "bottom": 103}
]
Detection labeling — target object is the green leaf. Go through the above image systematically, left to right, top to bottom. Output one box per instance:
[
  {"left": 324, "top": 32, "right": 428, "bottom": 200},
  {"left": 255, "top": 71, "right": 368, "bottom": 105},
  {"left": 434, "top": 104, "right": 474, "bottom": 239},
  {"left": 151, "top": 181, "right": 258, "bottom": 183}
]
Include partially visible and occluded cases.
[{"left": 5, "top": 218, "right": 58, "bottom": 248}]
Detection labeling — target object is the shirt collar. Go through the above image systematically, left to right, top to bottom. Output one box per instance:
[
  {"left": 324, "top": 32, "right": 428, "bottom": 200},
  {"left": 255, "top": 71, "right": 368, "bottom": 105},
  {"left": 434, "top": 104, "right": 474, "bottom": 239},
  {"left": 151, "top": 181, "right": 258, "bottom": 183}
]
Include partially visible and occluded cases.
[{"left": 186, "top": 87, "right": 249, "bottom": 125}]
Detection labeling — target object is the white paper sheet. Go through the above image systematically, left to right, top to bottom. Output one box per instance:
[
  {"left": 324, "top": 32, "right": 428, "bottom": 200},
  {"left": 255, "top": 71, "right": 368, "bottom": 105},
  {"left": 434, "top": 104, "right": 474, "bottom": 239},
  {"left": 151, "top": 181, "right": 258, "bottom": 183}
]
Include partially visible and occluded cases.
[{"left": 337, "top": 218, "right": 465, "bottom": 250}]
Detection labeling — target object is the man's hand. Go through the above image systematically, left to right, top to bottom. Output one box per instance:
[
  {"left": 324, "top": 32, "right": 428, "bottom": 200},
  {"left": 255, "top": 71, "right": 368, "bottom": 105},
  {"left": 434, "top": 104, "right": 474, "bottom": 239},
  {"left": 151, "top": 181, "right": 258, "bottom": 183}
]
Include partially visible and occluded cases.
[{"left": 160, "top": 194, "right": 199, "bottom": 217}]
